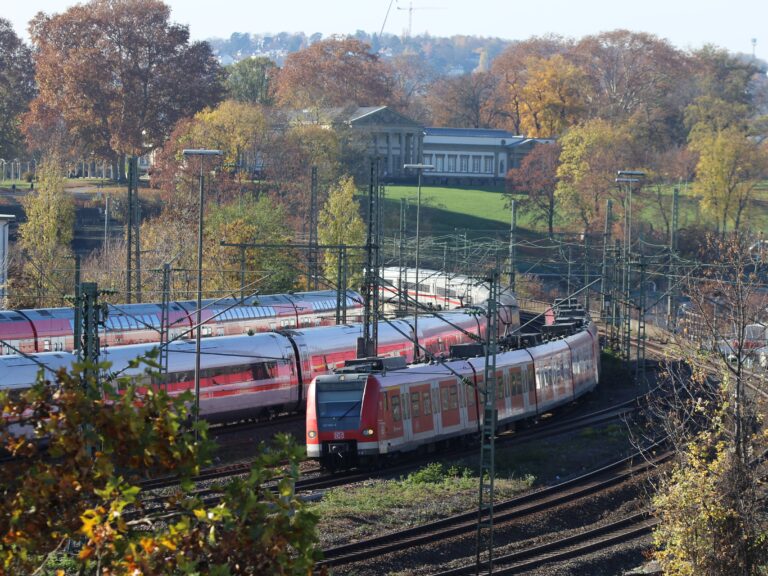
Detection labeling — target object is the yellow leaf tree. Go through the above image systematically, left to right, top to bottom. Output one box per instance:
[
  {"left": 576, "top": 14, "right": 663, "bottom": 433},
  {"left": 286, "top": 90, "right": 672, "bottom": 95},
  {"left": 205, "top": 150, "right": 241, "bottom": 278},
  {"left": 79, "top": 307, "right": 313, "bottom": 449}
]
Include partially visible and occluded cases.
[{"left": 318, "top": 175, "right": 366, "bottom": 289}]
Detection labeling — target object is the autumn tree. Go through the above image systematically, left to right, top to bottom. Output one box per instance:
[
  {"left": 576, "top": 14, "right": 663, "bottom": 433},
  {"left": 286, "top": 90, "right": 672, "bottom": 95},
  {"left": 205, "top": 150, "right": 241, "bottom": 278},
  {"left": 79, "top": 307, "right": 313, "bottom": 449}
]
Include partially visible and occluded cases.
[
  {"left": 24, "top": 0, "right": 224, "bottom": 169},
  {"left": 0, "top": 18, "right": 35, "bottom": 160},
  {"left": 574, "top": 31, "right": 685, "bottom": 119},
  {"left": 490, "top": 35, "right": 571, "bottom": 134},
  {"left": 275, "top": 37, "right": 393, "bottom": 109},
  {"left": 388, "top": 53, "right": 436, "bottom": 123},
  {"left": 519, "top": 55, "right": 587, "bottom": 137},
  {"left": 225, "top": 56, "right": 277, "bottom": 105},
  {"left": 426, "top": 71, "right": 501, "bottom": 128},
  {"left": 555, "top": 119, "right": 635, "bottom": 231},
  {"left": 689, "top": 126, "right": 767, "bottom": 236},
  {"left": 506, "top": 143, "right": 560, "bottom": 237},
  {"left": 12, "top": 155, "right": 75, "bottom": 308},
  {"left": 318, "top": 175, "right": 365, "bottom": 288},
  {"left": 649, "top": 236, "right": 768, "bottom": 575},
  {"left": 0, "top": 359, "right": 321, "bottom": 574}
]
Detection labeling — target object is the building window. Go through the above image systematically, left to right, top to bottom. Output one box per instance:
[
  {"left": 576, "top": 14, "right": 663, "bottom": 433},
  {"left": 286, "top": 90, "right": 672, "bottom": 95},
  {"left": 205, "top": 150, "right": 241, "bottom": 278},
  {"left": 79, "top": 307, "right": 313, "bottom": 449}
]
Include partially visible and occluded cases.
[
  {"left": 393, "top": 154, "right": 401, "bottom": 173},
  {"left": 423, "top": 154, "right": 433, "bottom": 166},
  {"left": 436, "top": 155, "right": 445, "bottom": 171},
  {"left": 447, "top": 155, "right": 456, "bottom": 172},
  {"left": 460, "top": 155, "right": 469, "bottom": 173},
  {"left": 472, "top": 156, "right": 481, "bottom": 173},
  {"left": 484, "top": 156, "right": 494, "bottom": 173},
  {"left": 498, "top": 159, "right": 505, "bottom": 175}
]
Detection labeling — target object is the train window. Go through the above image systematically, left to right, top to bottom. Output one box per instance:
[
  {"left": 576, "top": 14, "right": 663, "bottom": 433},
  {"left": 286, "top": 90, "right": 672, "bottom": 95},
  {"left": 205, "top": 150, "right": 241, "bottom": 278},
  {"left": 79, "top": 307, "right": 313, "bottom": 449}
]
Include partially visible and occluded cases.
[
  {"left": 250, "top": 361, "right": 276, "bottom": 381},
  {"left": 496, "top": 382, "right": 504, "bottom": 400},
  {"left": 466, "top": 384, "right": 476, "bottom": 406},
  {"left": 449, "top": 386, "right": 458, "bottom": 409},
  {"left": 441, "top": 388, "right": 450, "bottom": 411},
  {"left": 422, "top": 391, "right": 431, "bottom": 415},
  {"left": 411, "top": 392, "right": 420, "bottom": 417},
  {"left": 391, "top": 394, "right": 401, "bottom": 422}
]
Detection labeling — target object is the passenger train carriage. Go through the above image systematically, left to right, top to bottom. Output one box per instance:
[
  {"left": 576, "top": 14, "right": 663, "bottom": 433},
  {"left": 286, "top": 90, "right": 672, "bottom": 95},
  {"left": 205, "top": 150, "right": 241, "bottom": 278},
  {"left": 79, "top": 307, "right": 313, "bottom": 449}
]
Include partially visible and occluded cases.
[
  {"left": 379, "top": 267, "right": 492, "bottom": 311},
  {"left": 0, "top": 290, "right": 364, "bottom": 356},
  {"left": 0, "top": 294, "right": 519, "bottom": 422},
  {"left": 306, "top": 319, "right": 599, "bottom": 469}
]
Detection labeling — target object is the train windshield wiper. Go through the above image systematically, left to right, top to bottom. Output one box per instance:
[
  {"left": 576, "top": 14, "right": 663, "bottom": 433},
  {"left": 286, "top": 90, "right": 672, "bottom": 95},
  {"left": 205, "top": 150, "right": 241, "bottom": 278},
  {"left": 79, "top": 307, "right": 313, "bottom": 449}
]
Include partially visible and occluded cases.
[{"left": 334, "top": 401, "right": 360, "bottom": 421}]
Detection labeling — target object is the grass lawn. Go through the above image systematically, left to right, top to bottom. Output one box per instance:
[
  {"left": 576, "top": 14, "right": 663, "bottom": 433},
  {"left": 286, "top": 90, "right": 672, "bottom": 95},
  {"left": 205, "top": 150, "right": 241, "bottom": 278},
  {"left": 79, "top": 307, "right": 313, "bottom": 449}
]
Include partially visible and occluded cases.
[{"left": 379, "top": 181, "right": 768, "bottom": 240}]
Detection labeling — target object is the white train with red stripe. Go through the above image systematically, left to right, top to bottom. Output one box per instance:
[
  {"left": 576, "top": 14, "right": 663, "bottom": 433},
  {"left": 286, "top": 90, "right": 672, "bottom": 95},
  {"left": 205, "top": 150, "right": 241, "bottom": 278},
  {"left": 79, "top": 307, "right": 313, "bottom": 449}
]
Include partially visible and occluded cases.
[
  {"left": 379, "top": 267, "right": 491, "bottom": 311},
  {"left": 0, "top": 293, "right": 519, "bottom": 422},
  {"left": 306, "top": 315, "right": 599, "bottom": 469}
]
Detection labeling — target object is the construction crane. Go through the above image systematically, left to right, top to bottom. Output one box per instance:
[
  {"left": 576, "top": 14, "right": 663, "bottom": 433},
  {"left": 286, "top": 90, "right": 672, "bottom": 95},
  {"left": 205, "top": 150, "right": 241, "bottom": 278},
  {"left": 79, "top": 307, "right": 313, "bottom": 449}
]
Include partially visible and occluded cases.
[{"left": 396, "top": 1, "right": 444, "bottom": 39}]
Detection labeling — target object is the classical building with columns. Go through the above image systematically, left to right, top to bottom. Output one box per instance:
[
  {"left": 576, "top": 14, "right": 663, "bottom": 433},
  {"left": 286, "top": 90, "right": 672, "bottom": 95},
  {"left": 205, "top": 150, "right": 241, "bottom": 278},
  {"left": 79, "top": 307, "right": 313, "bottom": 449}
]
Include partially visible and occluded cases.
[{"left": 290, "top": 105, "right": 551, "bottom": 185}]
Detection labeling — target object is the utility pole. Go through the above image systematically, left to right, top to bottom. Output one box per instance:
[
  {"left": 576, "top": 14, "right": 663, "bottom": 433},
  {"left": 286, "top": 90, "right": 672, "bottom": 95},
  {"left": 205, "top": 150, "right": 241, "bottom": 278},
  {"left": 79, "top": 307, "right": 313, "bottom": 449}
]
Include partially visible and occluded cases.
[
  {"left": 125, "top": 156, "right": 141, "bottom": 303},
  {"left": 308, "top": 166, "right": 319, "bottom": 291},
  {"left": 667, "top": 187, "right": 679, "bottom": 329},
  {"left": 508, "top": 199, "right": 516, "bottom": 290},
  {"left": 600, "top": 199, "right": 612, "bottom": 319},
  {"left": 335, "top": 245, "right": 348, "bottom": 324},
  {"left": 476, "top": 271, "right": 498, "bottom": 575}
]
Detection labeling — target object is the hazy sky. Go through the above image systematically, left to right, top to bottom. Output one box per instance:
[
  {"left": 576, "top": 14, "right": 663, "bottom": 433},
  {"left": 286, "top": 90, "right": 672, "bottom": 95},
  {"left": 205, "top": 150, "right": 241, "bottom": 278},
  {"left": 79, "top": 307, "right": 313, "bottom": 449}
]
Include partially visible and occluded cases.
[{"left": 5, "top": 0, "right": 766, "bottom": 61}]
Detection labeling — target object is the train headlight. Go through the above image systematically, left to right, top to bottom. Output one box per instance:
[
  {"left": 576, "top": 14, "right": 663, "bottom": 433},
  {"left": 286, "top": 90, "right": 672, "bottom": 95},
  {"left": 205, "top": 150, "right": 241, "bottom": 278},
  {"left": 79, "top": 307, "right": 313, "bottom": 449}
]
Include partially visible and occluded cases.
[
  {"left": 362, "top": 428, "right": 374, "bottom": 437},
  {"left": 307, "top": 430, "right": 317, "bottom": 439}
]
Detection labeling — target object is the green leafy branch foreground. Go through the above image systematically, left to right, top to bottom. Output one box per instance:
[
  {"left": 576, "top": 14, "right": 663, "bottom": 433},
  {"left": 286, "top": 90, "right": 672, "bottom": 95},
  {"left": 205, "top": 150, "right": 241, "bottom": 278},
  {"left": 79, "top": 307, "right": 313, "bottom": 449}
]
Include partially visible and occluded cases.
[{"left": 0, "top": 358, "right": 322, "bottom": 575}]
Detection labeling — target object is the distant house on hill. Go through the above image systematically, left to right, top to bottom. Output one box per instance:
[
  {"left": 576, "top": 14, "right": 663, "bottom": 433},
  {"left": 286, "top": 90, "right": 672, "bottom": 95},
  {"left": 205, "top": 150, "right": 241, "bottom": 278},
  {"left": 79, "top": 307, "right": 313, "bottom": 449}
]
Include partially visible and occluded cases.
[{"left": 290, "top": 105, "right": 552, "bottom": 186}]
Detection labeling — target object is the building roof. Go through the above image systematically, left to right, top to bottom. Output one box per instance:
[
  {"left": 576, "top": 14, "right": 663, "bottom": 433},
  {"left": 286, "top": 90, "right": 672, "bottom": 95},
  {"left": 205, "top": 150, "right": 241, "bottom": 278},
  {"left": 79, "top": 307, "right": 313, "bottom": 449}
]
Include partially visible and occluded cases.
[{"left": 424, "top": 127, "right": 522, "bottom": 139}]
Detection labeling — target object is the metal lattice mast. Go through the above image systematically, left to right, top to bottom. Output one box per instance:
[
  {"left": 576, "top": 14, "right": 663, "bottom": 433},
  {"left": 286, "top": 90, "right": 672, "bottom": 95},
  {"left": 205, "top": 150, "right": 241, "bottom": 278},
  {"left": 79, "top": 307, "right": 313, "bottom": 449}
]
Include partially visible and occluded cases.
[
  {"left": 125, "top": 156, "right": 141, "bottom": 303},
  {"left": 360, "top": 160, "right": 377, "bottom": 357},
  {"left": 373, "top": 162, "right": 382, "bottom": 350},
  {"left": 308, "top": 166, "right": 319, "bottom": 291},
  {"left": 667, "top": 187, "right": 680, "bottom": 329},
  {"left": 398, "top": 199, "right": 406, "bottom": 314},
  {"left": 508, "top": 199, "right": 516, "bottom": 290},
  {"left": 600, "top": 200, "right": 613, "bottom": 322},
  {"left": 583, "top": 232, "right": 590, "bottom": 311},
  {"left": 610, "top": 240, "right": 622, "bottom": 352},
  {"left": 636, "top": 252, "right": 646, "bottom": 382},
  {"left": 159, "top": 263, "right": 171, "bottom": 381},
  {"left": 476, "top": 271, "right": 498, "bottom": 575},
  {"left": 80, "top": 282, "right": 102, "bottom": 387}
]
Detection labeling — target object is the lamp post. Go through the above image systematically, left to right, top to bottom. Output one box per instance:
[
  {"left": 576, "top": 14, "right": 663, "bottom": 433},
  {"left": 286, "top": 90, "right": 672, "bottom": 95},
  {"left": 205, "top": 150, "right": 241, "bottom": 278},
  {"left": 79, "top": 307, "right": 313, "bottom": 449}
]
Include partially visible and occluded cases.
[
  {"left": 182, "top": 149, "right": 222, "bottom": 433},
  {"left": 403, "top": 163, "right": 433, "bottom": 360}
]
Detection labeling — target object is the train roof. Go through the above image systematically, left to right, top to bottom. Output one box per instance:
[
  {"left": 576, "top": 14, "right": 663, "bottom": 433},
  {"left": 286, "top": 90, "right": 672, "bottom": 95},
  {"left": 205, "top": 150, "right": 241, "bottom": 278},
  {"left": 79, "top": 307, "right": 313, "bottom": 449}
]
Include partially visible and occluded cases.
[{"left": 0, "top": 289, "right": 364, "bottom": 324}]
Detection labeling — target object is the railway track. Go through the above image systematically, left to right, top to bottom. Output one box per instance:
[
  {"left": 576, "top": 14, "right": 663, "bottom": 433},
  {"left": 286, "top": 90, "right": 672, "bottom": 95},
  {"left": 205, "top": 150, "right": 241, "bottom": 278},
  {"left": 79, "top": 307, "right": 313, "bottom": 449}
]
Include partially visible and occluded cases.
[
  {"left": 139, "top": 396, "right": 638, "bottom": 494},
  {"left": 317, "top": 445, "right": 669, "bottom": 570},
  {"left": 432, "top": 512, "right": 656, "bottom": 575}
]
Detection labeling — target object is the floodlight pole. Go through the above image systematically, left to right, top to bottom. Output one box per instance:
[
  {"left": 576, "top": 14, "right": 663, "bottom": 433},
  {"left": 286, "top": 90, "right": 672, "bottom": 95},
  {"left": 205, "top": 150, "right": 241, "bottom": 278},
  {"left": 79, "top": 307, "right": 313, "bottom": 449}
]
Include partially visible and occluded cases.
[
  {"left": 183, "top": 149, "right": 222, "bottom": 436},
  {"left": 404, "top": 163, "right": 433, "bottom": 360}
]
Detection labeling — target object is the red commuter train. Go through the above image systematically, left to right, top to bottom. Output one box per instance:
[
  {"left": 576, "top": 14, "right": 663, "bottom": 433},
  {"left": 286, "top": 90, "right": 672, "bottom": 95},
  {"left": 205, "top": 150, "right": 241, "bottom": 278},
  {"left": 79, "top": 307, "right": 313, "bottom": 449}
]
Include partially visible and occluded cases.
[
  {"left": 0, "top": 292, "right": 519, "bottom": 422},
  {"left": 306, "top": 316, "right": 599, "bottom": 469}
]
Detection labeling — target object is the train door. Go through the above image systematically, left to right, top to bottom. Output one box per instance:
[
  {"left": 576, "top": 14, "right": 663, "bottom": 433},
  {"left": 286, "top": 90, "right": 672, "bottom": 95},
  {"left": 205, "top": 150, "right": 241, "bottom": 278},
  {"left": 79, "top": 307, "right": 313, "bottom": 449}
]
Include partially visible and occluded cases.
[{"left": 400, "top": 388, "right": 413, "bottom": 447}]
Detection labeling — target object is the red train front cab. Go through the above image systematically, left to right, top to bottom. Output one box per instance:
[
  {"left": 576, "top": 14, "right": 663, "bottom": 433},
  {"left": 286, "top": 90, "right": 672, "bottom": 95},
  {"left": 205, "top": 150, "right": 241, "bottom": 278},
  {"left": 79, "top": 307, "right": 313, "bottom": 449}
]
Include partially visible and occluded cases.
[{"left": 306, "top": 371, "right": 381, "bottom": 469}]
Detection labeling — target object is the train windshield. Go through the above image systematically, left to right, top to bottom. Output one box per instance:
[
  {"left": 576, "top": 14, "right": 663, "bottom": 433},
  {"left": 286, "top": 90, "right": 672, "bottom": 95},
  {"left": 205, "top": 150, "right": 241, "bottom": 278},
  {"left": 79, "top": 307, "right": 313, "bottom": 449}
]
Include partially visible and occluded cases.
[{"left": 316, "top": 378, "right": 365, "bottom": 431}]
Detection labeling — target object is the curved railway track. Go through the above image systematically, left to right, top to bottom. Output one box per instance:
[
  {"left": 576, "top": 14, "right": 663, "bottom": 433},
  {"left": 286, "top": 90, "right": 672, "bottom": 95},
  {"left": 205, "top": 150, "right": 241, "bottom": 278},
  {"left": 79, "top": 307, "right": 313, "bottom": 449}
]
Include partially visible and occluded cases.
[
  {"left": 317, "top": 445, "right": 669, "bottom": 570},
  {"left": 431, "top": 512, "right": 656, "bottom": 576}
]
